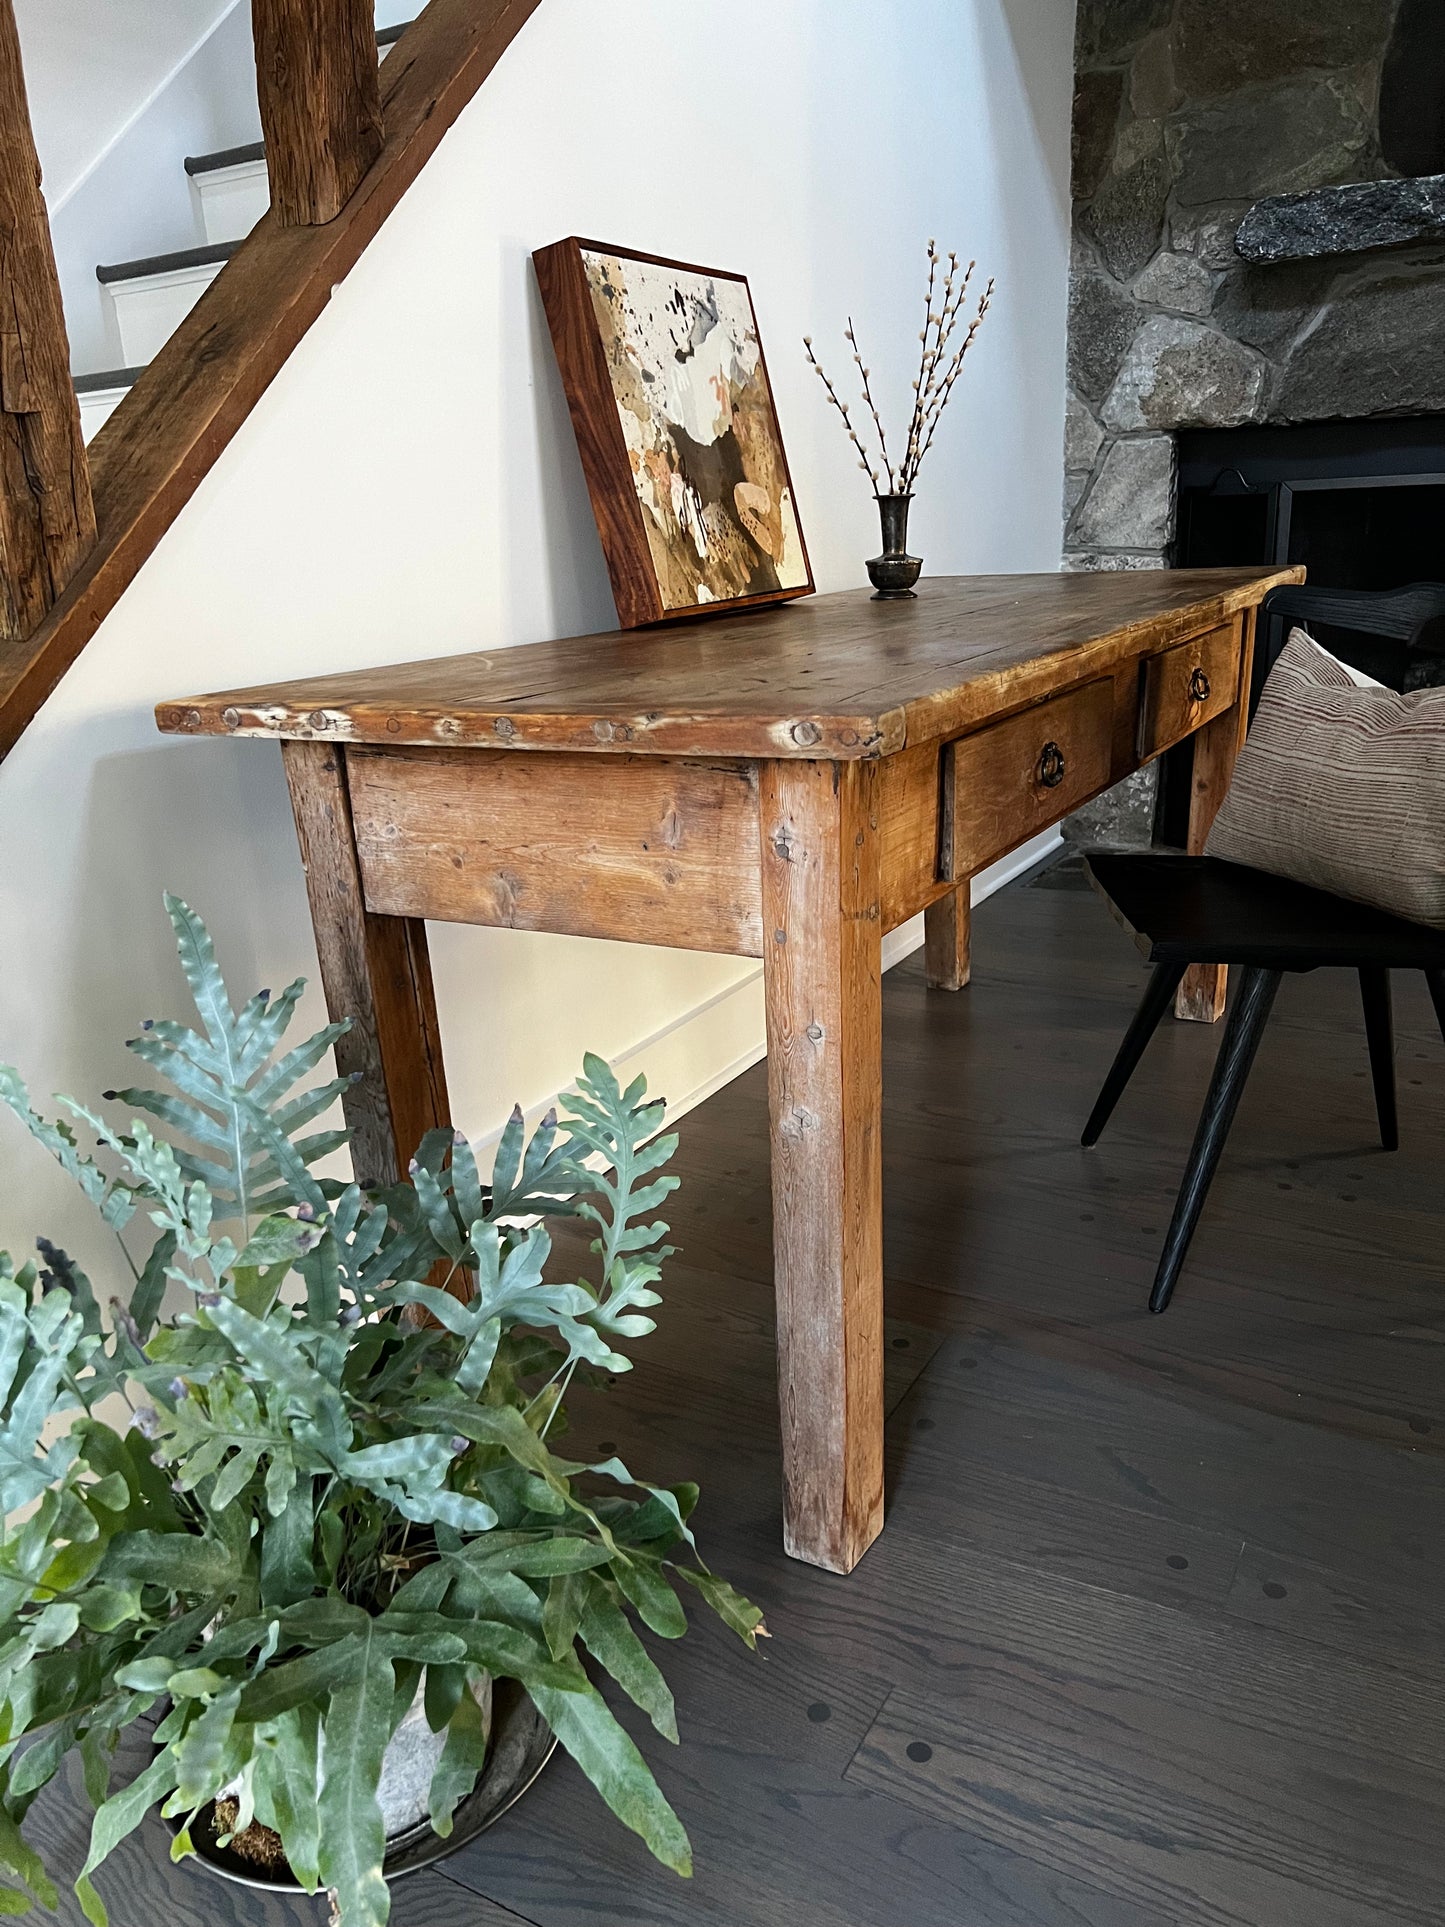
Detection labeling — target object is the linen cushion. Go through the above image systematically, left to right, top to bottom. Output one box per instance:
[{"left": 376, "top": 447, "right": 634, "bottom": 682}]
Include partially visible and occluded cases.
[{"left": 1204, "top": 627, "right": 1445, "bottom": 929}]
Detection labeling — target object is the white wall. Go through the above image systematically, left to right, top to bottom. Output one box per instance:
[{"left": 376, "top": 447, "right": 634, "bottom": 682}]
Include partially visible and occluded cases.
[
  {"left": 0, "top": 0, "right": 1077, "bottom": 1282},
  {"left": 14, "top": 0, "right": 239, "bottom": 211}
]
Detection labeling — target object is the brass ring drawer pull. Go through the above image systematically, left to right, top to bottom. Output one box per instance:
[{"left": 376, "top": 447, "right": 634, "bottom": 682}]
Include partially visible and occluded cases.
[
  {"left": 1189, "top": 666, "right": 1212, "bottom": 703},
  {"left": 1037, "top": 741, "right": 1067, "bottom": 789}
]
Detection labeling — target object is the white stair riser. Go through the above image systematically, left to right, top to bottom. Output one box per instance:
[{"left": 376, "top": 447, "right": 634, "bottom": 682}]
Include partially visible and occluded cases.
[
  {"left": 193, "top": 158, "right": 269, "bottom": 246},
  {"left": 106, "top": 260, "right": 226, "bottom": 366},
  {"left": 77, "top": 388, "right": 130, "bottom": 445}
]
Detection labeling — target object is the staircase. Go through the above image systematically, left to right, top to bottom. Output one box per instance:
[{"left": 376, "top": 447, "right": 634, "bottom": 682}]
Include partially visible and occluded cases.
[{"left": 74, "top": 20, "right": 412, "bottom": 443}]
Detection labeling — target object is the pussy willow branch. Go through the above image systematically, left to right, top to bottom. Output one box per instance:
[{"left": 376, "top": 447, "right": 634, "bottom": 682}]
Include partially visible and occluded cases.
[
  {"left": 806, "top": 241, "right": 993, "bottom": 498},
  {"left": 847, "top": 318, "right": 898, "bottom": 494},
  {"left": 803, "top": 335, "right": 882, "bottom": 490}
]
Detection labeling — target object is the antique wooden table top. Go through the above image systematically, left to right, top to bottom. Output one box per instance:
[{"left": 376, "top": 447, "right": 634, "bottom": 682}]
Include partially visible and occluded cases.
[{"left": 156, "top": 567, "right": 1299, "bottom": 762}]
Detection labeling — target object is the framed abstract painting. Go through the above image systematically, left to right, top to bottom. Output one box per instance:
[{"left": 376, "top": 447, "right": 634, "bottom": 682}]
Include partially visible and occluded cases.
[{"left": 533, "top": 237, "right": 814, "bottom": 628}]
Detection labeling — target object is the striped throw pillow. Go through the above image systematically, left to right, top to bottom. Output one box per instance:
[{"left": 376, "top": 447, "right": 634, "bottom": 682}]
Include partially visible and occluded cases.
[{"left": 1205, "top": 628, "right": 1445, "bottom": 929}]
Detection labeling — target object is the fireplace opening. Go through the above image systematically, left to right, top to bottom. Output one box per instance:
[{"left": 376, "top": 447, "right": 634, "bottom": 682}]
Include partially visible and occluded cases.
[{"left": 1160, "top": 415, "right": 1445, "bottom": 842}]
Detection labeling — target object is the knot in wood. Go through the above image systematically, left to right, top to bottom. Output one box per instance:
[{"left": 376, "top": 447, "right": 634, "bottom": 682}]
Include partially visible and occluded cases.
[
  {"left": 790, "top": 720, "right": 823, "bottom": 747},
  {"left": 806, "top": 1022, "right": 824, "bottom": 1043},
  {"left": 783, "top": 1106, "right": 820, "bottom": 1140}
]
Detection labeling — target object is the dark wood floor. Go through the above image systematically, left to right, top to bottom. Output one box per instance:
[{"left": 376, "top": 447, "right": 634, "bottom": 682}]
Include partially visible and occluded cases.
[{"left": 32, "top": 857, "right": 1445, "bottom": 1926}]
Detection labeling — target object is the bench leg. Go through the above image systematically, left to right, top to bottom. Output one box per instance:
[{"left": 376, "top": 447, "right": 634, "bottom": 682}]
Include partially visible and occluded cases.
[
  {"left": 1177, "top": 609, "right": 1257, "bottom": 1024},
  {"left": 282, "top": 740, "right": 451, "bottom": 1189},
  {"left": 759, "top": 758, "right": 886, "bottom": 1573},
  {"left": 924, "top": 884, "right": 971, "bottom": 990},
  {"left": 1082, "top": 960, "right": 1188, "bottom": 1147},
  {"left": 1152, "top": 964, "right": 1281, "bottom": 1314},
  {"left": 1358, "top": 967, "right": 1399, "bottom": 1152}
]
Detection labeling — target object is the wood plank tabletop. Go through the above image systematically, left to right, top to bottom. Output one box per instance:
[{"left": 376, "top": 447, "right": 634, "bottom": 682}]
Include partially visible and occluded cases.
[{"left": 156, "top": 567, "right": 1299, "bottom": 762}]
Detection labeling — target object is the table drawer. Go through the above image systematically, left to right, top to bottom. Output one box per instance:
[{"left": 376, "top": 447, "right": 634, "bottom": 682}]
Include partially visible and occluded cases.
[
  {"left": 1137, "top": 622, "right": 1239, "bottom": 761},
  {"left": 943, "top": 678, "right": 1115, "bottom": 879}
]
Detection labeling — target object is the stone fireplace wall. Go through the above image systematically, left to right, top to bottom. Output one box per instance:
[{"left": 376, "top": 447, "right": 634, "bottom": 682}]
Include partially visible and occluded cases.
[
  {"left": 1061, "top": 0, "right": 1445, "bottom": 842},
  {"left": 1065, "top": 0, "right": 1445, "bottom": 574}
]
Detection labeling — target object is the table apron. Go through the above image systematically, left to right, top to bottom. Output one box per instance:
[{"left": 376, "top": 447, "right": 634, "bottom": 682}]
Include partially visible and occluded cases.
[{"left": 346, "top": 743, "right": 768, "bottom": 956}]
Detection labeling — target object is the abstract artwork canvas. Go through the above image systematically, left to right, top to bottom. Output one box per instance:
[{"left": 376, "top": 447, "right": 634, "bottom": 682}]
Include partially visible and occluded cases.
[{"left": 534, "top": 238, "right": 813, "bottom": 628}]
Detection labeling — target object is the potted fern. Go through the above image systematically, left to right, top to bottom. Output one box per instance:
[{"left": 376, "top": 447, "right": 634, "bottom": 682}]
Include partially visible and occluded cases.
[{"left": 0, "top": 897, "right": 762, "bottom": 1927}]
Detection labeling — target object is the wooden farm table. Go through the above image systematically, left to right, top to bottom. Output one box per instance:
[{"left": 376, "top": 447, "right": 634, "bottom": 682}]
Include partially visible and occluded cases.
[{"left": 158, "top": 566, "right": 1297, "bottom": 1573}]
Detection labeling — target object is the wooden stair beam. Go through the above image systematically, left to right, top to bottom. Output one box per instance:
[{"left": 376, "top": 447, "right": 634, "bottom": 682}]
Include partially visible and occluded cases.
[
  {"left": 0, "top": 0, "right": 541, "bottom": 763},
  {"left": 0, "top": 0, "right": 95, "bottom": 645},
  {"left": 252, "top": 0, "right": 383, "bottom": 226}
]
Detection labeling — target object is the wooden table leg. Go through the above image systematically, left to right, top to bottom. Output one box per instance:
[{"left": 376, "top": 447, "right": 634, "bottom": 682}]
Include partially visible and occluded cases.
[
  {"left": 1177, "top": 608, "right": 1258, "bottom": 1024},
  {"left": 282, "top": 740, "right": 451, "bottom": 1186},
  {"left": 758, "top": 759, "right": 886, "bottom": 1573},
  {"left": 924, "top": 884, "right": 971, "bottom": 990}
]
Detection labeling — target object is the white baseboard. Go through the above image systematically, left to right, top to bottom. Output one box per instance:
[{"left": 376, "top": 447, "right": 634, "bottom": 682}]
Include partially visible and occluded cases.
[{"left": 468, "top": 825, "right": 1063, "bottom": 1152}]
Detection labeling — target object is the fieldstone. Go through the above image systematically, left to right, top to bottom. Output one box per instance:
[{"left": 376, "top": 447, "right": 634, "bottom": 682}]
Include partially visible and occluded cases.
[
  {"left": 1075, "top": 0, "right": 1173, "bottom": 70},
  {"left": 1171, "top": 0, "right": 1395, "bottom": 99},
  {"left": 1130, "top": 31, "right": 1181, "bottom": 119},
  {"left": 1073, "top": 69, "right": 1125, "bottom": 201},
  {"left": 1168, "top": 77, "right": 1371, "bottom": 207},
  {"left": 1081, "top": 129, "right": 1171, "bottom": 281},
  {"left": 1236, "top": 174, "right": 1445, "bottom": 264},
  {"left": 1170, "top": 204, "right": 1251, "bottom": 268},
  {"left": 1132, "top": 250, "right": 1214, "bottom": 315},
  {"left": 1210, "top": 259, "right": 1338, "bottom": 358},
  {"left": 1276, "top": 269, "right": 1445, "bottom": 421},
  {"left": 1068, "top": 271, "right": 1139, "bottom": 402},
  {"left": 1102, "top": 315, "right": 1266, "bottom": 430},
  {"left": 1064, "top": 394, "right": 1105, "bottom": 472},
  {"left": 1070, "top": 436, "right": 1175, "bottom": 551},
  {"left": 1062, "top": 469, "right": 1090, "bottom": 531},
  {"left": 1063, "top": 550, "right": 1168, "bottom": 572},
  {"left": 1063, "top": 766, "right": 1160, "bottom": 850}
]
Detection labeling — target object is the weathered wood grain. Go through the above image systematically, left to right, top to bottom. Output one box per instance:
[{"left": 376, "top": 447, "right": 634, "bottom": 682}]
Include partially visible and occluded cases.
[
  {"left": 0, "top": 0, "right": 94, "bottom": 644},
  {"left": 0, "top": 0, "right": 544, "bottom": 762},
  {"left": 252, "top": 0, "right": 383, "bottom": 225},
  {"left": 157, "top": 569, "right": 1301, "bottom": 761},
  {"left": 1178, "top": 610, "right": 1256, "bottom": 1022},
  {"left": 1137, "top": 619, "right": 1239, "bottom": 763},
  {"left": 944, "top": 677, "right": 1115, "bottom": 879},
  {"left": 877, "top": 735, "right": 949, "bottom": 932},
  {"left": 282, "top": 740, "right": 449, "bottom": 1185},
  {"left": 347, "top": 745, "right": 764, "bottom": 955},
  {"left": 758, "top": 759, "right": 885, "bottom": 1572},
  {"left": 924, "top": 886, "right": 971, "bottom": 990}
]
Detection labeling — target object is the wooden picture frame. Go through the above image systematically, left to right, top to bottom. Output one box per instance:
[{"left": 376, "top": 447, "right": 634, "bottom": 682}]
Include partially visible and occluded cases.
[{"left": 533, "top": 237, "right": 815, "bottom": 629}]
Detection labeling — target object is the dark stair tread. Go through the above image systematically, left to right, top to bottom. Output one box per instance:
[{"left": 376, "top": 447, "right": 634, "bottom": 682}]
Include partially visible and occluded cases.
[
  {"left": 184, "top": 139, "right": 265, "bottom": 178},
  {"left": 96, "top": 240, "right": 238, "bottom": 286},
  {"left": 73, "top": 367, "right": 144, "bottom": 395}
]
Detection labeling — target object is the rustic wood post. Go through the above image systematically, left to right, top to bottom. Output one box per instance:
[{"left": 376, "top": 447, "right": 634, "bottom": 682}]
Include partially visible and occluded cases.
[
  {"left": 0, "top": 0, "right": 95, "bottom": 646},
  {"left": 251, "top": 0, "right": 384, "bottom": 226}
]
